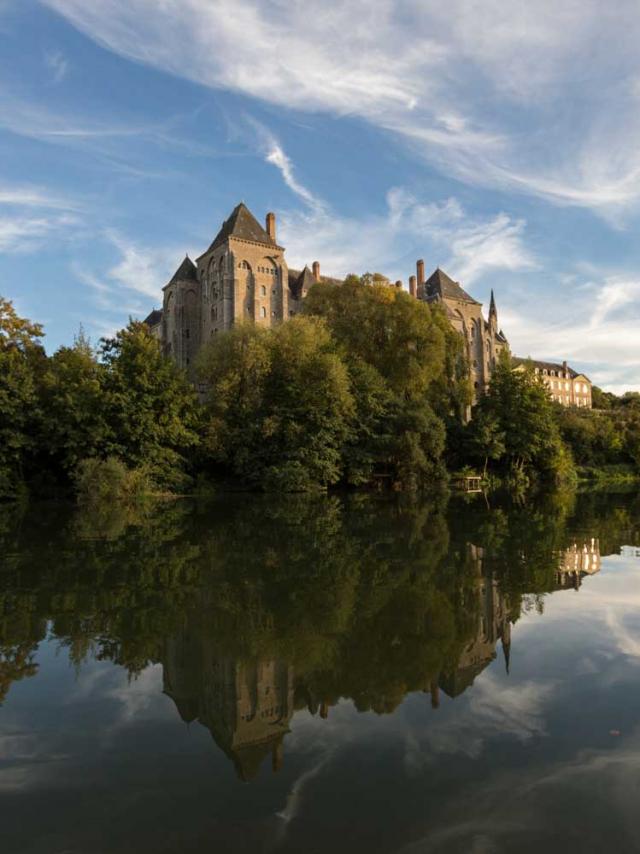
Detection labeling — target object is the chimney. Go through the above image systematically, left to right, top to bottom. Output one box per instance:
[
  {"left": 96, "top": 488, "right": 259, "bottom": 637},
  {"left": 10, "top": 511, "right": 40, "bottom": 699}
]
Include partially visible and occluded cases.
[
  {"left": 266, "top": 211, "right": 276, "bottom": 242},
  {"left": 416, "top": 259, "right": 425, "bottom": 299},
  {"left": 312, "top": 260, "right": 321, "bottom": 282},
  {"left": 409, "top": 275, "right": 417, "bottom": 298},
  {"left": 395, "top": 279, "right": 403, "bottom": 289},
  {"left": 562, "top": 360, "right": 568, "bottom": 377}
]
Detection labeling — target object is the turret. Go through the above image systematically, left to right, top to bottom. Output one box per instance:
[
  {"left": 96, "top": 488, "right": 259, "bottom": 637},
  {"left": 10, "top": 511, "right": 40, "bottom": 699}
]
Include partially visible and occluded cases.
[
  {"left": 312, "top": 260, "right": 321, "bottom": 282},
  {"left": 409, "top": 275, "right": 417, "bottom": 298},
  {"left": 489, "top": 289, "right": 498, "bottom": 328}
]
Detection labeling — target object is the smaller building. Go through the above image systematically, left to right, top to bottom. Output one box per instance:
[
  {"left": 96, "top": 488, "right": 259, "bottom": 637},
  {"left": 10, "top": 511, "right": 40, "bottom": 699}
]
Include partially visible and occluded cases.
[
  {"left": 142, "top": 308, "right": 163, "bottom": 341},
  {"left": 512, "top": 357, "right": 592, "bottom": 408}
]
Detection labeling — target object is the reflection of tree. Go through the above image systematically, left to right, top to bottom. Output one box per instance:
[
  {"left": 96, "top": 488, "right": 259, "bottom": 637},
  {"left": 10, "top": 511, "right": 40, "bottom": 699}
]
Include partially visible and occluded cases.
[
  {"left": 0, "top": 489, "right": 637, "bottom": 775},
  {"left": 0, "top": 642, "right": 39, "bottom": 705}
]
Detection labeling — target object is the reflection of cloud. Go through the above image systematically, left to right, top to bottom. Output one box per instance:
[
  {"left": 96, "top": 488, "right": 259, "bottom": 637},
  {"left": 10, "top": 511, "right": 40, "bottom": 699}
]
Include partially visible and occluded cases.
[
  {"left": 404, "top": 675, "right": 555, "bottom": 770},
  {"left": 399, "top": 731, "right": 640, "bottom": 853},
  {"left": 276, "top": 756, "right": 330, "bottom": 826}
]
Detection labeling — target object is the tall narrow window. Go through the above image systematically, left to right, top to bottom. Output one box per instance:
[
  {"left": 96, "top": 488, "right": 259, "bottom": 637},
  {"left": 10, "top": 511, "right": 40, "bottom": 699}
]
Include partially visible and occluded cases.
[
  {"left": 261, "top": 285, "right": 266, "bottom": 297},
  {"left": 260, "top": 306, "right": 266, "bottom": 318}
]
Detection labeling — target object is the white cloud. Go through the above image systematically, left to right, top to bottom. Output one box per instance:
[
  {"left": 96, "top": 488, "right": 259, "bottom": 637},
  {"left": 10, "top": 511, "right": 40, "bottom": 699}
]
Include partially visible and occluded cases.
[
  {"left": 40, "top": 0, "right": 640, "bottom": 214},
  {"left": 44, "top": 49, "right": 69, "bottom": 83},
  {"left": 0, "top": 183, "right": 79, "bottom": 209},
  {"left": 280, "top": 183, "right": 535, "bottom": 288},
  {"left": 0, "top": 213, "right": 78, "bottom": 253},
  {"left": 502, "top": 271, "right": 640, "bottom": 392}
]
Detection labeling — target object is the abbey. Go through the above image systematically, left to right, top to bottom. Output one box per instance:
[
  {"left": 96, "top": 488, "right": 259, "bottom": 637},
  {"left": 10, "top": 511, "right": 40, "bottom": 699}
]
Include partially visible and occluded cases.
[{"left": 145, "top": 201, "right": 509, "bottom": 393}]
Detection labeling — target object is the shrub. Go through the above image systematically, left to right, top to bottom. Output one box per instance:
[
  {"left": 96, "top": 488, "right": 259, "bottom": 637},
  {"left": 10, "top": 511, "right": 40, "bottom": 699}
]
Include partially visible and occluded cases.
[{"left": 75, "top": 457, "right": 154, "bottom": 505}]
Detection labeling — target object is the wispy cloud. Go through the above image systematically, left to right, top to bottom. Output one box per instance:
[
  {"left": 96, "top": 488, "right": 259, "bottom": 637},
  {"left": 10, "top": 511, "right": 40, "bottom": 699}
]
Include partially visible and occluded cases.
[
  {"left": 40, "top": 0, "right": 640, "bottom": 215},
  {"left": 44, "top": 49, "right": 69, "bottom": 84},
  {"left": 280, "top": 182, "right": 535, "bottom": 288},
  {"left": 502, "top": 270, "right": 640, "bottom": 391}
]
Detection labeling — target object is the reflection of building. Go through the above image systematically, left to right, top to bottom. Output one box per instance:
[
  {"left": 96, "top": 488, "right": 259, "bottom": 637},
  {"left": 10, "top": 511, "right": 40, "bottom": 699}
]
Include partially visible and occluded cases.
[
  {"left": 555, "top": 538, "right": 601, "bottom": 590},
  {"left": 437, "top": 545, "right": 512, "bottom": 701},
  {"left": 621, "top": 546, "right": 640, "bottom": 559},
  {"left": 162, "top": 631, "right": 294, "bottom": 781}
]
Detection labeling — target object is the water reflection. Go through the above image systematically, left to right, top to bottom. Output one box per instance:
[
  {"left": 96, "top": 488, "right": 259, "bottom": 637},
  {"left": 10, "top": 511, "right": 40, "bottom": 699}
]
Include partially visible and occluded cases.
[{"left": 2, "top": 490, "right": 638, "bottom": 787}]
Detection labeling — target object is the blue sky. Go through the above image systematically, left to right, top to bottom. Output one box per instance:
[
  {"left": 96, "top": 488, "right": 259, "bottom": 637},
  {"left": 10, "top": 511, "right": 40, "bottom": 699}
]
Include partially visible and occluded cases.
[{"left": 1, "top": 0, "right": 639, "bottom": 391}]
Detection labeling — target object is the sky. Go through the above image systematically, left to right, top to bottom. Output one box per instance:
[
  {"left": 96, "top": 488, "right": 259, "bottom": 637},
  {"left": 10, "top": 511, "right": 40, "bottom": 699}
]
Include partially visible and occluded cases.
[{"left": 0, "top": 0, "right": 639, "bottom": 392}]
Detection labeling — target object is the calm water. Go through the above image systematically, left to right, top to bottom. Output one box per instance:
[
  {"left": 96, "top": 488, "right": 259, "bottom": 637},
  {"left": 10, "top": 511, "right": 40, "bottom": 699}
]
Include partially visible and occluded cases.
[{"left": 2, "top": 490, "right": 640, "bottom": 853}]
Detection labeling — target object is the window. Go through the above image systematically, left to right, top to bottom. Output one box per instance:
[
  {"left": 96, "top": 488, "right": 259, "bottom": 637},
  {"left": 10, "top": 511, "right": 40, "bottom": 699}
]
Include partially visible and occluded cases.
[
  {"left": 261, "top": 285, "right": 266, "bottom": 297},
  {"left": 260, "top": 306, "right": 266, "bottom": 318},
  {"left": 185, "top": 329, "right": 190, "bottom": 339}
]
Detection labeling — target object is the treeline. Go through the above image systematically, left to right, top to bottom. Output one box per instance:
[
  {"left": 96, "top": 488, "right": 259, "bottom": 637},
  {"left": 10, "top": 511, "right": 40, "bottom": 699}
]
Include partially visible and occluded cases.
[{"left": 1, "top": 280, "right": 638, "bottom": 499}]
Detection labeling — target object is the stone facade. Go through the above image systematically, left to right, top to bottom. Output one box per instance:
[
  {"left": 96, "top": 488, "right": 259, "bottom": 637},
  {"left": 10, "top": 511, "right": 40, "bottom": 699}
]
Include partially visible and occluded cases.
[
  {"left": 145, "top": 202, "right": 512, "bottom": 396},
  {"left": 144, "top": 203, "right": 340, "bottom": 376},
  {"left": 411, "top": 262, "right": 510, "bottom": 398},
  {"left": 512, "top": 358, "right": 592, "bottom": 408}
]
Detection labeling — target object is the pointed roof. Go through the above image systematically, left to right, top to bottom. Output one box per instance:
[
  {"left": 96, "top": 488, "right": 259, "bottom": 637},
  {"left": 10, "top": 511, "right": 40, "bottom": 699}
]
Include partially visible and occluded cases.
[
  {"left": 202, "top": 202, "right": 277, "bottom": 256},
  {"left": 166, "top": 255, "right": 197, "bottom": 286},
  {"left": 287, "top": 266, "right": 321, "bottom": 298},
  {"left": 425, "top": 268, "right": 480, "bottom": 305},
  {"left": 489, "top": 289, "right": 497, "bottom": 317},
  {"left": 143, "top": 308, "right": 163, "bottom": 327}
]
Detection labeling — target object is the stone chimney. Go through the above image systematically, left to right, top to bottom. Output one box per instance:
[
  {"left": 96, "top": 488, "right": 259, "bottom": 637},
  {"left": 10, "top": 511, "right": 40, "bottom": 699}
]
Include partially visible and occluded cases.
[
  {"left": 266, "top": 211, "right": 276, "bottom": 242},
  {"left": 416, "top": 259, "right": 425, "bottom": 299},
  {"left": 312, "top": 260, "right": 321, "bottom": 282},
  {"left": 409, "top": 275, "right": 417, "bottom": 298},
  {"left": 395, "top": 279, "right": 402, "bottom": 289},
  {"left": 562, "top": 360, "right": 568, "bottom": 377}
]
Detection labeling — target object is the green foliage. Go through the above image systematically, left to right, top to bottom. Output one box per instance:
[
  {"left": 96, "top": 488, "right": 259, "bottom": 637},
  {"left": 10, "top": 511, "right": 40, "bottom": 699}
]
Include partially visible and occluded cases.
[
  {"left": 303, "top": 277, "right": 455, "bottom": 488},
  {"left": 0, "top": 298, "right": 45, "bottom": 497},
  {"left": 198, "top": 317, "right": 354, "bottom": 491},
  {"left": 99, "top": 321, "right": 201, "bottom": 489},
  {"left": 34, "top": 332, "right": 108, "bottom": 484},
  {"left": 465, "top": 354, "right": 573, "bottom": 484},
  {"left": 75, "top": 457, "right": 155, "bottom": 505}
]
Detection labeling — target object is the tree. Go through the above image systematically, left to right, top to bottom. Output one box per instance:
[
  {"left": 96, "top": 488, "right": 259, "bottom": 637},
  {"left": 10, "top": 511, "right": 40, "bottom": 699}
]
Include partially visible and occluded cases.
[
  {"left": 303, "top": 277, "right": 453, "bottom": 488},
  {"left": 0, "top": 298, "right": 45, "bottom": 497},
  {"left": 198, "top": 317, "right": 354, "bottom": 491},
  {"left": 99, "top": 321, "right": 200, "bottom": 489},
  {"left": 35, "top": 331, "right": 108, "bottom": 484},
  {"left": 467, "top": 354, "right": 573, "bottom": 483}
]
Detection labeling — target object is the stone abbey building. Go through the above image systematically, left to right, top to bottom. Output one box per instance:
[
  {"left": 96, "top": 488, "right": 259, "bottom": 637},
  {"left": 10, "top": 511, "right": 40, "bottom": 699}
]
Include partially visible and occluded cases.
[{"left": 144, "top": 201, "right": 588, "bottom": 405}]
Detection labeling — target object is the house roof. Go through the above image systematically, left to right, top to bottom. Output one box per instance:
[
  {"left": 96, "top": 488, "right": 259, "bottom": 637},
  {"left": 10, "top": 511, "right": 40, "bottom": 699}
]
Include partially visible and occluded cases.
[
  {"left": 201, "top": 202, "right": 277, "bottom": 256},
  {"left": 165, "top": 256, "right": 197, "bottom": 287},
  {"left": 288, "top": 267, "right": 343, "bottom": 298},
  {"left": 425, "top": 268, "right": 480, "bottom": 305},
  {"left": 143, "top": 308, "right": 163, "bottom": 327},
  {"left": 512, "top": 356, "right": 589, "bottom": 381}
]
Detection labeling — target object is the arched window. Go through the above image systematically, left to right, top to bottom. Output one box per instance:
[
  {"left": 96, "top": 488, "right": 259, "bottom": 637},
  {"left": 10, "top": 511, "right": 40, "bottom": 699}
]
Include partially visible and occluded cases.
[
  {"left": 260, "top": 285, "right": 266, "bottom": 297},
  {"left": 260, "top": 306, "right": 266, "bottom": 318}
]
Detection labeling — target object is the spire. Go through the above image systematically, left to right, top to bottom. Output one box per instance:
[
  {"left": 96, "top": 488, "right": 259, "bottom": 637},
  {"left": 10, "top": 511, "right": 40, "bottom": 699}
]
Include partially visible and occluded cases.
[
  {"left": 489, "top": 289, "right": 497, "bottom": 321},
  {"left": 502, "top": 635, "right": 511, "bottom": 674}
]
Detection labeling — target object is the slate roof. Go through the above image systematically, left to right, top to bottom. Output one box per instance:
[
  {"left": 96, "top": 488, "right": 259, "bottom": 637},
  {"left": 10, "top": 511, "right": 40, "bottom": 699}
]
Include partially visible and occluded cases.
[
  {"left": 201, "top": 202, "right": 277, "bottom": 256},
  {"left": 166, "top": 256, "right": 197, "bottom": 286},
  {"left": 288, "top": 267, "right": 343, "bottom": 298},
  {"left": 425, "top": 268, "right": 480, "bottom": 305},
  {"left": 143, "top": 308, "right": 163, "bottom": 327},
  {"left": 512, "top": 357, "right": 589, "bottom": 381}
]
